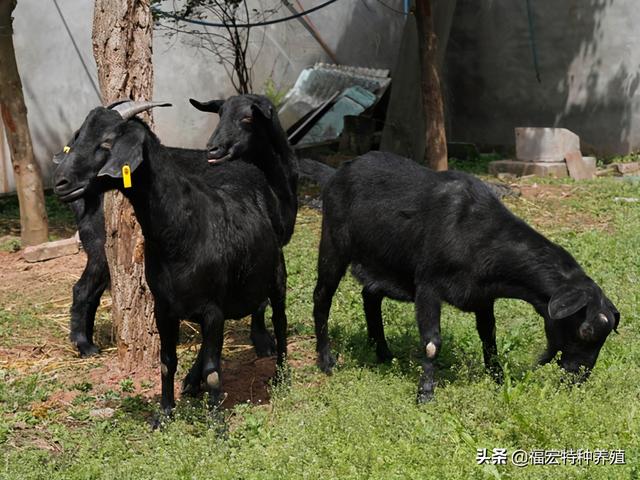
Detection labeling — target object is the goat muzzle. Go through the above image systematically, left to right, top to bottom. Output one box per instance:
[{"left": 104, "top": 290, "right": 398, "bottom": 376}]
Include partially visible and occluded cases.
[{"left": 207, "top": 145, "right": 232, "bottom": 164}]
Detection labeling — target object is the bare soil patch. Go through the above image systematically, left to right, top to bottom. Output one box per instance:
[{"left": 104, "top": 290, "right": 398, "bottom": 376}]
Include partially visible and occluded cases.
[
  {"left": 508, "top": 183, "right": 611, "bottom": 233},
  {"left": 0, "top": 249, "right": 316, "bottom": 416}
]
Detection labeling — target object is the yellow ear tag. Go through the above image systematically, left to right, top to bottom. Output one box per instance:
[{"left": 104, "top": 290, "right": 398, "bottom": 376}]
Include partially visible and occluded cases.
[
  {"left": 63, "top": 146, "right": 71, "bottom": 153},
  {"left": 122, "top": 165, "right": 132, "bottom": 188}
]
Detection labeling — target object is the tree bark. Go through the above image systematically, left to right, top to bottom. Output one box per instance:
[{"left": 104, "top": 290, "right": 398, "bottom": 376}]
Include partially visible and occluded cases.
[
  {"left": 0, "top": 0, "right": 49, "bottom": 246},
  {"left": 92, "top": 0, "right": 159, "bottom": 371},
  {"left": 415, "top": 0, "right": 448, "bottom": 171}
]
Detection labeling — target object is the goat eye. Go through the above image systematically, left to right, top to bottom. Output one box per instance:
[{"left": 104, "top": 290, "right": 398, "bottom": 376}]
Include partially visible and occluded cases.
[
  {"left": 240, "top": 116, "right": 253, "bottom": 124},
  {"left": 99, "top": 142, "right": 112, "bottom": 151}
]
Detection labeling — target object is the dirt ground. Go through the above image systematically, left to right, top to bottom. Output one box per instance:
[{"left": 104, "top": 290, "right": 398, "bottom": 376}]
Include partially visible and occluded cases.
[
  {"left": 511, "top": 182, "right": 611, "bottom": 233},
  {"left": 0, "top": 249, "right": 316, "bottom": 415}
]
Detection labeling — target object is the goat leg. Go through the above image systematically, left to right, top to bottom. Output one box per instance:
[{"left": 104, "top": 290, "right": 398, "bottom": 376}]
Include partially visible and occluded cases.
[
  {"left": 69, "top": 202, "right": 109, "bottom": 357},
  {"left": 313, "top": 231, "right": 348, "bottom": 374},
  {"left": 270, "top": 253, "right": 289, "bottom": 384},
  {"left": 69, "top": 264, "right": 106, "bottom": 357},
  {"left": 415, "top": 286, "right": 442, "bottom": 403},
  {"left": 362, "top": 288, "right": 393, "bottom": 363},
  {"left": 250, "top": 301, "right": 276, "bottom": 357},
  {"left": 475, "top": 303, "right": 503, "bottom": 383},
  {"left": 152, "top": 304, "right": 180, "bottom": 427},
  {"left": 200, "top": 306, "right": 225, "bottom": 410},
  {"left": 181, "top": 347, "right": 204, "bottom": 397}
]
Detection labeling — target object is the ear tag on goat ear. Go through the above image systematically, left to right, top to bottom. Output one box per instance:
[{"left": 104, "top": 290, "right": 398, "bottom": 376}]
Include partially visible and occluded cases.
[
  {"left": 63, "top": 146, "right": 71, "bottom": 154},
  {"left": 122, "top": 164, "right": 132, "bottom": 189}
]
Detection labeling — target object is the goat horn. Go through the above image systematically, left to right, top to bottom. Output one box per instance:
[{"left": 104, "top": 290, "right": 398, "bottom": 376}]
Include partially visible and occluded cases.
[
  {"left": 105, "top": 98, "right": 131, "bottom": 110},
  {"left": 110, "top": 101, "right": 172, "bottom": 120}
]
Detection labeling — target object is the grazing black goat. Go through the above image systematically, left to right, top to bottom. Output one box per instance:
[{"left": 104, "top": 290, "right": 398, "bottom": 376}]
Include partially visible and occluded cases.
[
  {"left": 190, "top": 94, "right": 299, "bottom": 358},
  {"left": 54, "top": 101, "right": 289, "bottom": 417},
  {"left": 312, "top": 152, "right": 619, "bottom": 402}
]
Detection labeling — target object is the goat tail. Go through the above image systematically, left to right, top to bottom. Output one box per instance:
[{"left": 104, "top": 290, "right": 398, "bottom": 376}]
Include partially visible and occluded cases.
[{"left": 297, "top": 158, "right": 337, "bottom": 188}]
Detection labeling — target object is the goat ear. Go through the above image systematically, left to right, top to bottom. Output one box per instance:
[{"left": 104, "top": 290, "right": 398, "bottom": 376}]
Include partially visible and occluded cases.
[
  {"left": 189, "top": 98, "right": 224, "bottom": 113},
  {"left": 251, "top": 101, "right": 273, "bottom": 120},
  {"left": 97, "top": 128, "right": 145, "bottom": 179},
  {"left": 548, "top": 287, "right": 590, "bottom": 320},
  {"left": 604, "top": 296, "right": 620, "bottom": 332},
  {"left": 612, "top": 309, "right": 620, "bottom": 332}
]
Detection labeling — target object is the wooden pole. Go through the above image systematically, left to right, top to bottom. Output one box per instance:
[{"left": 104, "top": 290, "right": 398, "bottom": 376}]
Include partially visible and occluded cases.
[
  {"left": 0, "top": 0, "right": 49, "bottom": 244},
  {"left": 92, "top": 0, "right": 159, "bottom": 371},
  {"left": 415, "top": 0, "right": 448, "bottom": 171}
]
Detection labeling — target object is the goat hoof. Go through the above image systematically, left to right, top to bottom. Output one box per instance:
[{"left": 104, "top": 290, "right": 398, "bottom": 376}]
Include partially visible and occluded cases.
[
  {"left": 251, "top": 331, "right": 276, "bottom": 357},
  {"left": 77, "top": 342, "right": 100, "bottom": 357},
  {"left": 376, "top": 345, "right": 394, "bottom": 364},
  {"left": 317, "top": 350, "right": 336, "bottom": 375},
  {"left": 489, "top": 366, "right": 504, "bottom": 385},
  {"left": 181, "top": 374, "right": 203, "bottom": 397},
  {"left": 416, "top": 389, "right": 435, "bottom": 404},
  {"left": 205, "top": 390, "right": 224, "bottom": 411},
  {"left": 206, "top": 407, "right": 228, "bottom": 438},
  {"left": 150, "top": 408, "right": 173, "bottom": 430}
]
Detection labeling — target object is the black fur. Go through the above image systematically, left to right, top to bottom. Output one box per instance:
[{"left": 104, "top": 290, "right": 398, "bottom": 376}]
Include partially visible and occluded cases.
[
  {"left": 190, "top": 94, "right": 298, "bottom": 245},
  {"left": 191, "top": 94, "right": 300, "bottom": 359},
  {"left": 54, "top": 107, "right": 289, "bottom": 416},
  {"left": 55, "top": 113, "right": 278, "bottom": 359},
  {"left": 312, "top": 152, "right": 619, "bottom": 402},
  {"left": 297, "top": 157, "right": 336, "bottom": 188},
  {"left": 66, "top": 196, "right": 109, "bottom": 357}
]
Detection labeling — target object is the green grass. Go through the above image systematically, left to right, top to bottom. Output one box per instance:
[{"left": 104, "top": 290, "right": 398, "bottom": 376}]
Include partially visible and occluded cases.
[
  {"left": 448, "top": 152, "right": 502, "bottom": 175},
  {"left": 601, "top": 152, "right": 640, "bottom": 167},
  {"left": 1, "top": 177, "right": 639, "bottom": 479}
]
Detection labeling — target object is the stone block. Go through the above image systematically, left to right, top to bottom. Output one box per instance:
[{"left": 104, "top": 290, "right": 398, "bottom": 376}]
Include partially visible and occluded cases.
[
  {"left": 515, "top": 127, "right": 580, "bottom": 163},
  {"left": 565, "top": 151, "right": 596, "bottom": 180},
  {"left": 489, "top": 159, "right": 568, "bottom": 178},
  {"left": 615, "top": 162, "right": 640, "bottom": 175},
  {"left": 23, "top": 236, "right": 80, "bottom": 263}
]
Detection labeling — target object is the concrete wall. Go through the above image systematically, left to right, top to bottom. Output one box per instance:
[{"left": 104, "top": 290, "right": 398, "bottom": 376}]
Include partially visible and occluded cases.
[
  {"left": 4, "top": 0, "right": 405, "bottom": 193},
  {"left": 445, "top": 0, "right": 640, "bottom": 156}
]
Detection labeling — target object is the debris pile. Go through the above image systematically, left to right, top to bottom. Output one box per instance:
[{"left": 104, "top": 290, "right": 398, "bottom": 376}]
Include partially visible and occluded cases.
[{"left": 280, "top": 63, "right": 390, "bottom": 149}]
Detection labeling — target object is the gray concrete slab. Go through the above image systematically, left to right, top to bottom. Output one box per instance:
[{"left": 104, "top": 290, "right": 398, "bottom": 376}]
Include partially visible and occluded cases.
[
  {"left": 515, "top": 127, "right": 580, "bottom": 163},
  {"left": 488, "top": 159, "right": 569, "bottom": 178}
]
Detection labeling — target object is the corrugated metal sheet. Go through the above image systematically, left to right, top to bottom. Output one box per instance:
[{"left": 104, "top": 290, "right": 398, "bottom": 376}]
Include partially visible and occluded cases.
[
  {"left": 278, "top": 63, "right": 390, "bottom": 131},
  {"left": 298, "top": 86, "right": 377, "bottom": 145}
]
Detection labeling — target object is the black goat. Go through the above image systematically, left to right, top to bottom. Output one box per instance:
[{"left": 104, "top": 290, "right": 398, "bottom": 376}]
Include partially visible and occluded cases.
[
  {"left": 190, "top": 94, "right": 299, "bottom": 360},
  {"left": 54, "top": 101, "right": 289, "bottom": 416},
  {"left": 58, "top": 119, "right": 277, "bottom": 361},
  {"left": 312, "top": 152, "right": 619, "bottom": 402},
  {"left": 65, "top": 196, "right": 109, "bottom": 357}
]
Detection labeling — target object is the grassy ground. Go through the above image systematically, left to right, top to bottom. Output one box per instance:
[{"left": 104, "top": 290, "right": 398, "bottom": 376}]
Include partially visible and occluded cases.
[{"left": 1, "top": 173, "right": 639, "bottom": 479}]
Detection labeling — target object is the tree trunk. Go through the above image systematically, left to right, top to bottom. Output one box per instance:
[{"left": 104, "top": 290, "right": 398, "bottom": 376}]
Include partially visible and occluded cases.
[
  {"left": 0, "top": 0, "right": 49, "bottom": 246},
  {"left": 92, "top": 0, "right": 159, "bottom": 371},
  {"left": 415, "top": 0, "right": 448, "bottom": 171},
  {"left": 0, "top": 112, "right": 9, "bottom": 194}
]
